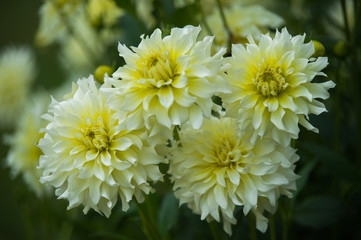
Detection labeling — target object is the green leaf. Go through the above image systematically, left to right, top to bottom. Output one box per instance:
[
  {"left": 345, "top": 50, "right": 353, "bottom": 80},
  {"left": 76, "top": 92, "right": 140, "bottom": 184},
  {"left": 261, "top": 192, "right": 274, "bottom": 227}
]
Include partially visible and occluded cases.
[
  {"left": 297, "top": 141, "right": 353, "bottom": 180},
  {"left": 294, "top": 158, "right": 318, "bottom": 198},
  {"left": 157, "top": 192, "right": 179, "bottom": 238},
  {"left": 293, "top": 195, "right": 343, "bottom": 228}
]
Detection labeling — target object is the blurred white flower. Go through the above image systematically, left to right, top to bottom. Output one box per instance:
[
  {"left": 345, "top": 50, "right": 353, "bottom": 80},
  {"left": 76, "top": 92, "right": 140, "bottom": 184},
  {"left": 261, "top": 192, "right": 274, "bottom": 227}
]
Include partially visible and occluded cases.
[
  {"left": 35, "top": 0, "right": 81, "bottom": 46},
  {"left": 36, "top": 0, "right": 122, "bottom": 74},
  {"left": 87, "top": 0, "right": 124, "bottom": 27},
  {"left": 134, "top": 0, "right": 156, "bottom": 29},
  {"left": 203, "top": 4, "right": 284, "bottom": 50},
  {"left": 103, "top": 25, "right": 230, "bottom": 138},
  {"left": 222, "top": 28, "right": 335, "bottom": 145},
  {"left": 0, "top": 47, "right": 36, "bottom": 128},
  {"left": 38, "top": 75, "right": 164, "bottom": 217},
  {"left": 5, "top": 92, "right": 51, "bottom": 197},
  {"left": 169, "top": 117, "right": 299, "bottom": 235}
]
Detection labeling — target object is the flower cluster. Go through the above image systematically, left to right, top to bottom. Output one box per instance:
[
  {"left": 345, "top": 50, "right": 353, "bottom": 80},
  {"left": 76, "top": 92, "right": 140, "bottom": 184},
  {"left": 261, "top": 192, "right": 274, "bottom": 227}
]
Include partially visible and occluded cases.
[
  {"left": 4, "top": 1, "right": 335, "bottom": 236},
  {"left": 33, "top": 23, "right": 333, "bottom": 234}
]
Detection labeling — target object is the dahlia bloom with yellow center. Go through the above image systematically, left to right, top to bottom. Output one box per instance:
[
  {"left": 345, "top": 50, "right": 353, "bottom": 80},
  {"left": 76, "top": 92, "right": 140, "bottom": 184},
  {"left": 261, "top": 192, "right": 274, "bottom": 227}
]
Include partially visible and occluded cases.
[
  {"left": 103, "top": 25, "right": 230, "bottom": 137},
  {"left": 222, "top": 28, "right": 335, "bottom": 145},
  {"left": 0, "top": 47, "right": 36, "bottom": 128},
  {"left": 38, "top": 75, "right": 164, "bottom": 217},
  {"left": 5, "top": 92, "right": 52, "bottom": 197},
  {"left": 169, "top": 117, "right": 298, "bottom": 235}
]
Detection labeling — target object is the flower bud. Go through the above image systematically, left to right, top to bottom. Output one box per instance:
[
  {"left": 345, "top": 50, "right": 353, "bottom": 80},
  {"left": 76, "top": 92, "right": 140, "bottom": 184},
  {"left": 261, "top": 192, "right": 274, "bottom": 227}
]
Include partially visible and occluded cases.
[
  {"left": 312, "top": 40, "right": 325, "bottom": 58},
  {"left": 94, "top": 65, "right": 113, "bottom": 84}
]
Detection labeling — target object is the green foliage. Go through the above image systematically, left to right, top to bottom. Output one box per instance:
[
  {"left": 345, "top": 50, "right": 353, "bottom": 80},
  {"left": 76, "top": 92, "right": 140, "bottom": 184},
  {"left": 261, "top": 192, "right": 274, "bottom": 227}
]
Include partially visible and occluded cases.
[
  {"left": 157, "top": 192, "right": 179, "bottom": 238},
  {"left": 293, "top": 195, "right": 344, "bottom": 228}
]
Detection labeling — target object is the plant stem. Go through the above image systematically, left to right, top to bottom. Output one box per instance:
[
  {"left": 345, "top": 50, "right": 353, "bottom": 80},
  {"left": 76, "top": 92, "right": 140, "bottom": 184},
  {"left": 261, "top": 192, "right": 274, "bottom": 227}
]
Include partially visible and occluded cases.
[
  {"left": 196, "top": 0, "right": 213, "bottom": 36},
  {"left": 215, "top": 0, "right": 232, "bottom": 54},
  {"left": 340, "top": 0, "right": 351, "bottom": 40},
  {"left": 341, "top": 0, "right": 361, "bottom": 163},
  {"left": 333, "top": 60, "right": 341, "bottom": 152},
  {"left": 281, "top": 198, "right": 290, "bottom": 240},
  {"left": 134, "top": 199, "right": 162, "bottom": 240},
  {"left": 21, "top": 202, "right": 35, "bottom": 240},
  {"left": 247, "top": 214, "right": 258, "bottom": 240},
  {"left": 270, "top": 214, "right": 277, "bottom": 240},
  {"left": 208, "top": 221, "right": 222, "bottom": 240},
  {"left": 282, "top": 221, "right": 288, "bottom": 240}
]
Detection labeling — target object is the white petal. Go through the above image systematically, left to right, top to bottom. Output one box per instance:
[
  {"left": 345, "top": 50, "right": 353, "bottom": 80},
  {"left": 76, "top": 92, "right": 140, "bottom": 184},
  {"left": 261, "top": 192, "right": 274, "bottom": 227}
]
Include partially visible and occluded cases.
[
  {"left": 288, "top": 85, "right": 313, "bottom": 101},
  {"left": 157, "top": 86, "right": 174, "bottom": 109},
  {"left": 173, "top": 88, "right": 196, "bottom": 107},
  {"left": 264, "top": 97, "right": 279, "bottom": 112},
  {"left": 189, "top": 105, "right": 203, "bottom": 129},
  {"left": 270, "top": 108, "right": 286, "bottom": 130},
  {"left": 214, "top": 185, "right": 228, "bottom": 209}
]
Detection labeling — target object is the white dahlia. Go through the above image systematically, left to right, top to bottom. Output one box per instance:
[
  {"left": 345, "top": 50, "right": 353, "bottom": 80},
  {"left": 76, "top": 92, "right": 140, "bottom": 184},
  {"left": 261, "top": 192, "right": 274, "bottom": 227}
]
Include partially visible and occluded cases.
[
  {"left": 36, "top": 0, "right": 82, "bottom": 46},
  {"left": 37, "top": 0, "right": 121, "bottom": 74},
  {"left": 87, "top": 0, "right": 124, "bottom": 27},
  {"left": 203, "top": 4, "right": 284, "bottom": 49},
  {"left": 104, "top": 25, "right": 230, "bottom": 137},
  {"left": 222, "top": 28, "right": 335, "bottom": 145},
  {"left": 0, "top": 46, "right": 36, "bottom": 128},
  {"left": 38, "top": 75, "right": 164, "bottom": 217},
  {"left": 5, "top": 92, "right": 51, "bottom": 197},
  {"left": 169, "top": 117, "right": 299, "bottom": 235}
]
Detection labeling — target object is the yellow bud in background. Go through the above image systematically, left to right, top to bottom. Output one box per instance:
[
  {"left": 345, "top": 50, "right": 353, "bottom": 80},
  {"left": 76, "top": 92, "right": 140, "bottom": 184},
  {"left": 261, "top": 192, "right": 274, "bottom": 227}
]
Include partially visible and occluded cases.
[
  {"left": 312, "top": 40, "right": 325, "bottom": 58},
  {"left": 333, "top": 40, "right": 349, "bottom": 58},
  {"left": 94, "top": 65, "right": 113, "bottom": 84}
]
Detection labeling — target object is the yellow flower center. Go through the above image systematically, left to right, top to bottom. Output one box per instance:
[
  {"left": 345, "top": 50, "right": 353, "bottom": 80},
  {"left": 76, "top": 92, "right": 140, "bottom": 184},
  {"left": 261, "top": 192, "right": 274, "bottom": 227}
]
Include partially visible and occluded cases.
[
  {"left": 142, "top": 51, "right": 179, "bottom": 88},
  {"left": 254, "top": 65, "right": 288, "bottom": 97},
  {"left": 83, "top": 126, "right": 110, "bottom": 151},
  {"left": 214, "top": 137, "right": 249, "bottom": 170}
]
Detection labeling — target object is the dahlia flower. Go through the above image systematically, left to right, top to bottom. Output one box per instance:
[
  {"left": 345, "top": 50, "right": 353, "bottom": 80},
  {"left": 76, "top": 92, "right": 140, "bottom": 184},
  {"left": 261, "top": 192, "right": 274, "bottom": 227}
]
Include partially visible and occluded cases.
[
  {"left": 35, "top": 0, "right": 81, "bottom": 46},
  {"left": 37, "top": 0, "right": 121, "bottom": 74},
  {"left": 87, "top": 0, "right": 124, "bottom": 27},
  {"left": 203, "top": 4, "right": 284, "bottom": 49},
  {"left": 103, "top": 25, "right": 230, "bottom": 137},
  {"left": 222, "top": 28, "right": 335, "bottom": 145},
  {"left": 0, "top": 47, "right": 36, "bottom": 128},
  {"left": 38, "top": 75, "right": 164, "bottom": 217},
  {"left": 5, "top": 92, "right": 51, "bottom": 197},
  {"left": 169, "top": 117, "right": 298, "bottom": 235}
]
